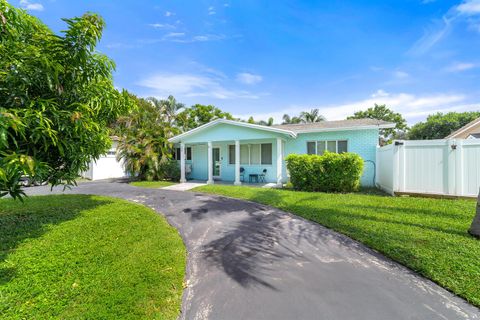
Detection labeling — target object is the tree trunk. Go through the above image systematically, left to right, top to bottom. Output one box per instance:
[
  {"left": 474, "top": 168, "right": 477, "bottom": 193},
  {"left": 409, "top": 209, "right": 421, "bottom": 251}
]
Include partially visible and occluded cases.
[{"left": 469, "top": 189, "right": 480, "bottom": 238}]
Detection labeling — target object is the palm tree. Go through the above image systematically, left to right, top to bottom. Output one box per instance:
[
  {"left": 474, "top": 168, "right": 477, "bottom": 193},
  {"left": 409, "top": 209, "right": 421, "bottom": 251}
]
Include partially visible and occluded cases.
[
  {"left": 116, "top": 95, "right": 178, "bottom": 180},
  {"left": 147, "top": 95, "right": 184, "bottom": 125},
  {"left": 299, "top": 109, "right": 325, "bottom": 123},
  {"left": 282, "top": 114, "right": 302, "bottom": 124},
  {"left": 258, "top": 117, "right": 274, "bottom": 126}
]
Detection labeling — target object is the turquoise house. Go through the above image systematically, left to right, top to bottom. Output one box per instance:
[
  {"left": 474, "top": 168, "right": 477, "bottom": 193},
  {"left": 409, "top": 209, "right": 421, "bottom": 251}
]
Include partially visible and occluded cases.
[{"left": 169, "top": 119, "right": 394, "bottom": 186}]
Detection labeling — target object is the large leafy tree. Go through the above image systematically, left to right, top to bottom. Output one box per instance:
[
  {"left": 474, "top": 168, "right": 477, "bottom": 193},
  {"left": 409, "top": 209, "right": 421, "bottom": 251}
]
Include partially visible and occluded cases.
[
  {"left": 0, "top": 2, "right": 132, "bottom": 199},
  {"left": 115, "top": 94, "right": 179, "bottom": 181},
  {"left": 175, "top": 104, "right": 233, "bottom": 132},
  {"left": 348, "top": 104, "right": 407, "bottom": 143},
  {"left": 408, "top": 111, "right": 480, "bottom": 140}
]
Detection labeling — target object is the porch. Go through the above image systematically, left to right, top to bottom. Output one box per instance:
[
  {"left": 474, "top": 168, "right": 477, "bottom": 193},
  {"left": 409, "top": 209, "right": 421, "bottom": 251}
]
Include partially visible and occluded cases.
[
  {"left": 168, "top": 119, "right": 296, "bottom": 187},
  {"left": 177, "top": 138, "right": 286, "bottom": 187}
]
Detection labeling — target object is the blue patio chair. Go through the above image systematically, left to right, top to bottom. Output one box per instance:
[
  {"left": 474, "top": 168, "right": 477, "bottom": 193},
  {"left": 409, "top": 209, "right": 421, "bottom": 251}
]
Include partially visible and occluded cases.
[
  {"left": 240, "top": 167, "right": 245, "bottom": 182},
  {"left": 259, "top": 169, "right": 267, "bottom": 182}
]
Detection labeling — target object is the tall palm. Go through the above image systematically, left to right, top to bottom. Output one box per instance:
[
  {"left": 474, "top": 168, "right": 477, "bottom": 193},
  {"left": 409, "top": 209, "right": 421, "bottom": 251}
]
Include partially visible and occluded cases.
[
  {"left": 147, "top": 95, "right": 184, "bottom": 125},
  {"left": 116, "top": 96, "right": 177, "bottom": 180},
  {"left": 299, "top": 109, "right": 325, "bottom": 123},
  {"left": 282, "top": 114, "right": 302, "bottom": 124},
  {"left": 258, "top": 117, "right": 274, "bottom": 126}
]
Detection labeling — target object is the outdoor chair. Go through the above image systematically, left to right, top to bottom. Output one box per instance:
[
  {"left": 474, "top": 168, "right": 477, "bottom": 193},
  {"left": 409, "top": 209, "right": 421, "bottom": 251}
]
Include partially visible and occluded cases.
[{"left": 259, "top": 169, "right": 267, "bottom": 182}]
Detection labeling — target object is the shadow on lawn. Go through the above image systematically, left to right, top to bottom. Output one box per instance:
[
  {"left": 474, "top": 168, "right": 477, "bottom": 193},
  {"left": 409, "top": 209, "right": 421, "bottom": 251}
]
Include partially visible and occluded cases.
[{"left": 0, "top": 195, "right": 112, "bottom": 285}]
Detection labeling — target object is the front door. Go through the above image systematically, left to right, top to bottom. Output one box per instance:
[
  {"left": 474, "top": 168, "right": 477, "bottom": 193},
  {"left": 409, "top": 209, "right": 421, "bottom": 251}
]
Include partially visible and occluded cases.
[{"left": 212, "top": 147, "right": 221, "bottom": 179}]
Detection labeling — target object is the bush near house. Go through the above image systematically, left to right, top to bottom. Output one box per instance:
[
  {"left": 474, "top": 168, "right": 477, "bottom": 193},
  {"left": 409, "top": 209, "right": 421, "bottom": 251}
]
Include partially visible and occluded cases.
[
  {"left": 286, "top": 153, "right": 364, "bottom": 192},
  {"left": 158, "top": 160, "right": 181, "bottom": 181}
]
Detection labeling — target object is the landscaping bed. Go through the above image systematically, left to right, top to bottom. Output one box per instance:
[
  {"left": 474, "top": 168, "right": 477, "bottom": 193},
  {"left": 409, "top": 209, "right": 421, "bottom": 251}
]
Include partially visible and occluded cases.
[
  {"left": 194, "top": 185, "right": 480, "bottom": 307},
  {"left": 0, "top": 195, "right": 185, "bottom": 319}
]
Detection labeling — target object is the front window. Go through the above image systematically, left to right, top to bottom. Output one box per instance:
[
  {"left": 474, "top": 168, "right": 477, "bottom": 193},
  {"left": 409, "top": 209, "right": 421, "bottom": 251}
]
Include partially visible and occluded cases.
[
  {"left": 307, "top": 140, "right": 348, "bottom": 155},
  {"left": 229, "top": 143, "right": 272, "bottom": 165},
  {"left": 173, "top": 147, "right": 192, "bottom": 160}
]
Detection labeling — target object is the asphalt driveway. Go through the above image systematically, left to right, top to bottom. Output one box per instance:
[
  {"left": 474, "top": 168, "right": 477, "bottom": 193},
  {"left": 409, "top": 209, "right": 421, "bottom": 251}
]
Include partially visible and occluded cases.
[{"left": 25, "top": 180, "right": 480, "bottom": 320}]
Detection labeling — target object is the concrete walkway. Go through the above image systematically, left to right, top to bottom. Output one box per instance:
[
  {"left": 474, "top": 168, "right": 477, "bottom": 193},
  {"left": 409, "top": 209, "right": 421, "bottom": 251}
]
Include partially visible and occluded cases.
[
  {"left": 24, "top": 180, "right": 480, "bottom": 320},
  {"left": 161, "top": 181, "right": 207, "bottom": 191}
]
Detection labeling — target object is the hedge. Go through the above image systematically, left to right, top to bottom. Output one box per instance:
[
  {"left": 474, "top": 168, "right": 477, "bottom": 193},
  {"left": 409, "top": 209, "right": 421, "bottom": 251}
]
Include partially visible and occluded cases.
[{"left": 285, "top": 152, "right": 364, "bottom": 192}]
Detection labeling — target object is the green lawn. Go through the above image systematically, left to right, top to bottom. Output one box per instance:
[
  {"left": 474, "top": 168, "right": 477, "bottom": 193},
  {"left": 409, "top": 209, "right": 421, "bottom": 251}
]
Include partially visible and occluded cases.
[
  {"left": 130, "top": 180, "right": 177, "bottom": 188},
  {"left": 194, "top": 185, "right": 480, "bottom": 307},
  {"left": 0, "top": 195, "right": 186, "bottom": 319}
]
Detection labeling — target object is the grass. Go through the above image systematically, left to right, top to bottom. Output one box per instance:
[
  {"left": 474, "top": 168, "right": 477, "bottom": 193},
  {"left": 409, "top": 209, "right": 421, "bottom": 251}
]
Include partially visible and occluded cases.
[
  {"left": 130, "top": 180, "right": 177, "bottom": 188},
  {"left": 194, "top": 184, "right": 480, "bottom": 307},
  {"left": 0, "top": 195, "right": 186, "bottom": 319}
]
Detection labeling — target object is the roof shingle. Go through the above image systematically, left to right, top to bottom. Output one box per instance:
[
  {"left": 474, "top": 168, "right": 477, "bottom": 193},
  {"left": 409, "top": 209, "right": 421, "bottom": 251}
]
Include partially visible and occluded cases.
[{"left": 271, "top": 118, "right": 394, "bottom": 133}]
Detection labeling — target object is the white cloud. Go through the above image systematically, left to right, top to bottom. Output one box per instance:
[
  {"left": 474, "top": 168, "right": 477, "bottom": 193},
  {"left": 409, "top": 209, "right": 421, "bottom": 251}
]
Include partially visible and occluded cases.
[
  {"left": 20, "top": 0, "right": 44, "bottom": 11},
  {"left": 409, "top": 0, "right": 480, "bottom": 55},
  {"left": 457, "top": 0, "right": 480, "bottom": 14},
  {"left": 208, "top": 6, "right": 216, "bottom": 15},
  {"left": 165, "top": 11, "right": 174, "bottom": 17},
  {"left": 408, "top": 16, "right": 453, "bottom": 55},
  {"left": 148, "top": 23, "right": 175, "bottom": 29},
  {"left": 164, "top": 32, "right": 185, "bottom": 38},
  {"left": 139, "top": 33, "right": 225, "bottom": 44},
  {"left": 192, "top": 34, "right": 225, "bottom": 42},
  {"left": 445, "top": 61, "right": 477, "bottom": 72},
  {"left": 393, "top": 70, "right": 410, "bottom": 79},
  {"left": 236, "top": 72, "right": 263, "bottom": 85},
  {"left": 137, "top": 73, "right": 259, "bottom": 99},
  {"left": 234, "top": 90, "right": 471, "bottom": 124}
]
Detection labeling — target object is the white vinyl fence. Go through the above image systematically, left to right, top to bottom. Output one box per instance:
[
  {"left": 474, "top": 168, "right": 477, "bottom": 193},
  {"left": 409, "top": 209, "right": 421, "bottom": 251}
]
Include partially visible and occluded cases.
[{"left": 376, "top": 139, "right": 480, "bottom": 197}]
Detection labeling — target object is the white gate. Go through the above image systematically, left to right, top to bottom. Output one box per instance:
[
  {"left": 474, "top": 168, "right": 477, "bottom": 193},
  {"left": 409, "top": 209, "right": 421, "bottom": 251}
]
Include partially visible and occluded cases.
[{"left": 376, "top": 139, "right": 480, "bottom": 197}]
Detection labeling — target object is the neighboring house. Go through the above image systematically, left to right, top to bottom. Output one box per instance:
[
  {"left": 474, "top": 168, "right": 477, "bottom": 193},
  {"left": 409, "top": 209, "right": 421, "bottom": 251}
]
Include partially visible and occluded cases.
[
  {"left": 445, "top": 117, "right": 480, "bottom": 140},
  {"left": 168, "top": 119, "right": 395, "bottom": 186},
  {"left": 80, "top": 137, "right": 128, "bottom": 180}
]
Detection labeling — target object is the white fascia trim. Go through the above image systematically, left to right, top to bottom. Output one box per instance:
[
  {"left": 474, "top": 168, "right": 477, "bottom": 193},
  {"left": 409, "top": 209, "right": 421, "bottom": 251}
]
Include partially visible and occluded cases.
[
  {"left": 446, "top": 118, "right": 480, "bottom": 138},
  {"left": 168, "top": 119, "right": 296, "bottom": 143},
  {"left": 294, "top": 123, "right": 396, "bottom": 134}
]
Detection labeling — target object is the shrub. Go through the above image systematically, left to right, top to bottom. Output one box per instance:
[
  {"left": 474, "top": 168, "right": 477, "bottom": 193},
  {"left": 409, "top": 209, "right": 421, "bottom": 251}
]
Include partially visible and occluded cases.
[
  {"left": 285, "top": 153, "right": 364, "bottom": 192},
  {"left": 158, "top": 160, "right": 180, "bottom": 181}
]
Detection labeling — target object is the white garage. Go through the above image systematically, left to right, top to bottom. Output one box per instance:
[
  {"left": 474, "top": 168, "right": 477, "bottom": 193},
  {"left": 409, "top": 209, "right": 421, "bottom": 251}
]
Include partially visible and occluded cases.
[{"left": 81, "top": 139, "right": 128, "bottom": 180}]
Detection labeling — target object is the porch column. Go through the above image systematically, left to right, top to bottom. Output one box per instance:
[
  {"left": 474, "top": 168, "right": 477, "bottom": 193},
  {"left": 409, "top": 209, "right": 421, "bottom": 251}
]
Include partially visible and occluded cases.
[
  {"left": 276, "top": 137, "right": 283, "bottom": 187},
  {"left": 234, "top": 140, "right": 241, "bottom": 185},
  {"left": 207, "top": 141, "right": 214, "bottom": 184},
  {"left": 180, "top": 142, "right": 186, "bottom": 183}
]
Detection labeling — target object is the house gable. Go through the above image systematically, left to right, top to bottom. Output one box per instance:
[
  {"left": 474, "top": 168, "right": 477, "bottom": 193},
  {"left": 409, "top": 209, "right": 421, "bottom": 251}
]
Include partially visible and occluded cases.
[{"left": 169, "top": 119, "right": 295, "bottom": 144}]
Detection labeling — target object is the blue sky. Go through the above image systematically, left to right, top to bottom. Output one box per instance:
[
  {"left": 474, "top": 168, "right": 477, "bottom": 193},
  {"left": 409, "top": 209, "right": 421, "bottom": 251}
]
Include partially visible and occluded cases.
[{"left": 15, "top": 0, "right": 480, "bottom": 124}]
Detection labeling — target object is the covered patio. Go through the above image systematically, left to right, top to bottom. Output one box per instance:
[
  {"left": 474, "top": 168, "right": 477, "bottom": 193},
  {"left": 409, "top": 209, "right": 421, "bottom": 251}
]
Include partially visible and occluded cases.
[{"left": 168, "top": 119, "right": 296, "bottom": 187}]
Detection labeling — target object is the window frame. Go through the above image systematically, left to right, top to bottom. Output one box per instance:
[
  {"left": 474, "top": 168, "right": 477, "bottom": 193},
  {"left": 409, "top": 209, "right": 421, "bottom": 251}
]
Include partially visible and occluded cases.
[
  {"left": 306, "top": 140, "right": 348, "bottom": 155},
  {"left": 228, "top": 143, "right": 273, "bottom": 166},
  {"left": 173, "top": 147, "right": 192, "bottom": 161}
]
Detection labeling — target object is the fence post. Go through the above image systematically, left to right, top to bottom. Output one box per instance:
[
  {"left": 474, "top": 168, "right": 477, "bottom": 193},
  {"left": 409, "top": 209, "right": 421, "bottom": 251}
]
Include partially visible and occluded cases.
[
  {"left": 446, "top": 139, "right": 456, "bottom": 195},
  {"left": 455, "top": 139, "right": 464, "bottom": 196},
  {"left": 392, "top": 141, "right": 405, "bottom": 193},
  {"left": 399, "top": 141, "right": 406, "bottom": 192},
  {"left": 375, "top": 146, "right": 379, "bottom": 187}
]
